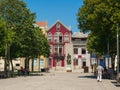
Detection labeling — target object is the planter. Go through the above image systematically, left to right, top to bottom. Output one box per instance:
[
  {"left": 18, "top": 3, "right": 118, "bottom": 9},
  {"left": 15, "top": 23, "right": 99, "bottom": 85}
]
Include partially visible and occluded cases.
[{"left": 66, "top": 65, "right": 72, "bottom": 72}]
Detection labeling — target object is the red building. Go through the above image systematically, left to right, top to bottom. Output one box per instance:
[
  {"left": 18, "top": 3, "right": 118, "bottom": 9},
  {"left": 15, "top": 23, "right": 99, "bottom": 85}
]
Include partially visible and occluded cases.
[{"left": 47, "top": 20, "right": 72, "bottom": 69}]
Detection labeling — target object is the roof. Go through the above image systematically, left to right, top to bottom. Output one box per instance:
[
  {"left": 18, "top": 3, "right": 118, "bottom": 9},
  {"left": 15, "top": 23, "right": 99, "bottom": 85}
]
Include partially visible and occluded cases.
[
  {"left": 47, "top": 20, "right": 71, "bottom": 32},
  {"left": 36, "top": 22, "right": 47, "bottom": 27},
  {"left": 72, "top": 32, "right": 88, "bottom": 38}
]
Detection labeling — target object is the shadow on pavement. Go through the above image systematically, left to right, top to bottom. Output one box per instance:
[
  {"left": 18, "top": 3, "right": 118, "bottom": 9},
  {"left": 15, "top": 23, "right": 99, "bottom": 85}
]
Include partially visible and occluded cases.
[
  {"left": 0, "top": 73, "right": 46, "bottom": 79},
  {"left": 16, "top": 73, "right": 45, "bottom": 77},
  {"left": 28, "top": 73, "right": 45, "bottom": 76},
  {"left": 78, "top": 75, "right": 97, "bottom": 79},
  {"left": 111, "top": 81, "right": 120, "bottom": 87}
]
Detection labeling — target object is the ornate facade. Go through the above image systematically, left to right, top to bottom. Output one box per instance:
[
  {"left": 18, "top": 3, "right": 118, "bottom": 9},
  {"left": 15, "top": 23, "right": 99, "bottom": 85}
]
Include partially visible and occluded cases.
[{"left": 46, "top": 20, "right": 72, "bottom": 70}]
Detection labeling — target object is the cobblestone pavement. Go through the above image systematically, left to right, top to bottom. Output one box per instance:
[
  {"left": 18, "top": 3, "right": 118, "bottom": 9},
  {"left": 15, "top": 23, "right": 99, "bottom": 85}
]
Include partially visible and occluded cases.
[{"left": 0, "top": 71, "right": 119, "bottom": 90}]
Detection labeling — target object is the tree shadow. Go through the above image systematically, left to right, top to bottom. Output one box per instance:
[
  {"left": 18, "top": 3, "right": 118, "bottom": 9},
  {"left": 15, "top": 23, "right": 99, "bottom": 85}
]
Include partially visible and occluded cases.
[
  {"left": 28, "top": 73, "right": 45, "bottom": 76},
  {"left": 78, "top": 75, "right": 97, "bottom": 79},
  {"left": 111, "top": 81, "right": 120, "bottom": 87}
]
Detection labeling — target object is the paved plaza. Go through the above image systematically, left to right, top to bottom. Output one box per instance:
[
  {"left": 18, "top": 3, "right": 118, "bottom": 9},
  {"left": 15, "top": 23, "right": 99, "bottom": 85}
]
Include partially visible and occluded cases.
[{"left": 0, "top": 71, "right": 119, "bottom": 90}]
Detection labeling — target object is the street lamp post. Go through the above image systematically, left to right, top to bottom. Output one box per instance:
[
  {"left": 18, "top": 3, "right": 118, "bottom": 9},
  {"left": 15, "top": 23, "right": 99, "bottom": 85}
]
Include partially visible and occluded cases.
[
  {"left": 116, "top": 24, "right": 120, "bottom": 82},
  {"left": 107, "top": 39, "right": 109, "bottom": 68}
]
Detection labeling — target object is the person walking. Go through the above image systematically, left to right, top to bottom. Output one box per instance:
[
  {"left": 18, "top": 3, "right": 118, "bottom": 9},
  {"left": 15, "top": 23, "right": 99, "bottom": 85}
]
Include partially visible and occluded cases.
[{"left": 96, "top": 64, "right": 104, "bottom": 82}]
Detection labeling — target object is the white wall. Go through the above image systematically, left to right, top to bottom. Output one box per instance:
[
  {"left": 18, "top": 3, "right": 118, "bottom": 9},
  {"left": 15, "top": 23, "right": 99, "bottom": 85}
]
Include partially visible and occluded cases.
[
  {"left": 0, "top": 58, "right": 21, "bottom": 71},
  {"left": 0, "top": 58, "right": 4, "bottom": 71}
]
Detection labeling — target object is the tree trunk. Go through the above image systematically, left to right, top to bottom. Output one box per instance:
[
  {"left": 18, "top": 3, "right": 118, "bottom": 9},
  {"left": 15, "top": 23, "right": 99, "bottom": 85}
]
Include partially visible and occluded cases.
[
  {"left": 4, "top": 44, "right": 10, "bottom": 77},
  {"left": 7, "top": 44, "right": 11, "bottom": 77},
  {"left": 110, "top": 53, "right": 116, "bottom": 71},
  {"left": 25, "top": 57, "right": 30, "bottom": 70},
  {"left": 10, "top": 59, "right": 14, "bottom": 77}
]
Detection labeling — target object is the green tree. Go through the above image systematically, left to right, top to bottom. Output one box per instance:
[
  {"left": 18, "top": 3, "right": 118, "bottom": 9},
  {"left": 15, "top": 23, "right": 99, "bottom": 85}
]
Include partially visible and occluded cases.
[
  {"left": 0, "top": 0, "right": 50, "bottom": 75},
  {"left": 0, "top": 0, "right": 35, "bottom": 75},
  {"left": 77, "top": 0, "right": 120, "bottom": 59},
  {"left": 77, "top": 0, "right": 120, "bottom": 71},
  {"left": 0, "top": 15, "right": 15, "bottom": 76},
  {"left": 0, "top": 16, "right": 6, "bottom": 56}
]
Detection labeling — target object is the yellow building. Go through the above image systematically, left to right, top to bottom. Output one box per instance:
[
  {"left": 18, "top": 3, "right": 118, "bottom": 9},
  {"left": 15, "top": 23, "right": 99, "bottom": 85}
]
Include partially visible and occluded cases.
[{"left": 31, "top": 21, "right": 48, "bottom": 72}]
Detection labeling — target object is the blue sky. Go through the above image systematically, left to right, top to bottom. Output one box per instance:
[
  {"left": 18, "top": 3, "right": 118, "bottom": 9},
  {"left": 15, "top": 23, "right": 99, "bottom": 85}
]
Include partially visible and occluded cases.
[{"left": 24, "top": 0, "right": 83, "bottom": 32}]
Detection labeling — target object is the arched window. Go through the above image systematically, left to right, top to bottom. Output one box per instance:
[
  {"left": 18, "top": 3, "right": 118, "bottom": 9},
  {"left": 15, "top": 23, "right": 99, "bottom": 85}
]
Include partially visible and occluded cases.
[
  {"left": 54, "top": 32, "right": 58, "bottom": 42},
  {"left": 54, "top": 32, "right": 63, "bottom": 42},
  {"left": 48, "top": 33, "right": 52, "bottom": 42},
  {"left": 59, "top": 33, "right": 63, "bottom": 43},
  {"left": 64, "top": 33, "right": 69, "bottom": 42},
  {"left": 50, "top": 45, "right": 52, "bottom": 53}
]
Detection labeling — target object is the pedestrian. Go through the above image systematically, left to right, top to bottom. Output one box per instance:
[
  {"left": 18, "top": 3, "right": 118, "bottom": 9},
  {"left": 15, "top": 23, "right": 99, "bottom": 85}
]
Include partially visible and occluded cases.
[
  {"left": 96, "top": 64, "right": 104, "bottom": 82},
  {"left": 20, "top": 66, "right": 25, "bottom": 75}
]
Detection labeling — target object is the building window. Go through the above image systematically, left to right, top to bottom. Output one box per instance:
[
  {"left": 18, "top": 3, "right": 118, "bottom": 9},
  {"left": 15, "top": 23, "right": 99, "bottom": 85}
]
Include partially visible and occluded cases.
[
  {"left": 56, "top": 23, "right": 60, "bottom": 32},
  {"left": 54, "top": 32, "right": 63, "bottom": 43},
  {"left": 48, "top": 33, "right": 52, "bottom": 42},
  {"left": 54, "top": 33, "right": 58, "bottom": 42},
  {"left": 59, "top": 33, "right": 63, "bottom": 43},
  {"left": 64, "top": 33, "right": 69, "bottom": 42},
  {"left": 54, "top": 45, "right": 58, "bottom": 53},
  {"left": 54, "top": 45, "right": 63, "bottom": 55},
  {"left": 59, "top": 47, "right": 62, "bottom": 55},
  {"left": 74, "top": 48, "right": 78, "bottom": 54},
  {"left": 82, "top": 48, "right": 86, "bottom": 54},
  {"left": 82, "top": 57, "right": 86, "bottom": 68},
  {"left": 34, "top": 59, "right": 37, "bottom": 66},
  {"left": 40, "top": 59, "right": 44, "bottom": 69},
  {"left": 73, "top": 59, "right": 78, "bottom": 65},
  {"left": 82, "top": 61, "right": 86, "bottom": 67},
  {"left": 16, "top": 64, "right": 20, "bottom": 66}
]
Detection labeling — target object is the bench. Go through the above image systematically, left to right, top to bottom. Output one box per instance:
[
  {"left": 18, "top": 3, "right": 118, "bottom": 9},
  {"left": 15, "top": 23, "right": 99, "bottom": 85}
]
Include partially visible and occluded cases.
[
  {"left": 41, "top": 68, "right": 49, "bottom": 72},
  {"left": 18, "top": 69, "right": 29, "bottom": 76},
  {"left": 0, "top": 71, "right": 6, "bottom": 78},
  {"left": 0, "top": 71, "right": 14, "bottom": 78}
]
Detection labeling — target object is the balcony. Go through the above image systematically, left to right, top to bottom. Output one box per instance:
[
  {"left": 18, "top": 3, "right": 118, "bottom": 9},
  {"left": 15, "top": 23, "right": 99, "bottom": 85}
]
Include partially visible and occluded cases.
[
  {"left": 53, "top": 40, "right": 64, "bottom": 45},
  {"left": 72, "top": 41, "right": 86, "bottom": 45},
  {"left": 52, "top": 53, "right": 65, "bottom": 60}
]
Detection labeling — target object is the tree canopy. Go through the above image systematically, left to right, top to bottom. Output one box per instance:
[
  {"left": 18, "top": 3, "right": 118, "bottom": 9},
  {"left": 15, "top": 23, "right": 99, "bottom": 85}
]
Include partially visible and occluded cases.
[
  {"left": 0, "top": 0, "right": 50, "bottom": 59},
  {"left": 77, "top": 0, "right": 120, "bottom": 56}
]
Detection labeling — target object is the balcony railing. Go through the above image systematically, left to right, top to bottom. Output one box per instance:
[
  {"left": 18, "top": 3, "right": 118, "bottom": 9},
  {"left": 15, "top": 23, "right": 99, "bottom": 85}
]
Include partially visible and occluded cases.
[
  {"left": 53, "top": 41, "right": 64, "bottom": 45},
  {"left": 72, "top": 41, "right": 86, "bottom": 45},
  {"left": 51, "top": 53, "right": 65, "bottom": 60}
]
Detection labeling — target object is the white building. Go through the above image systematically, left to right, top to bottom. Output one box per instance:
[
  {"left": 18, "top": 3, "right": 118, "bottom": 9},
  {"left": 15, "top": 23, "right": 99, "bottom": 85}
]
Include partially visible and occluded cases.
[
  {"left": 71, "top": 32, "right": 91, "bottom": 72},
  {"left": 0, "top": 57, "right": 22, "bottom": 71}
]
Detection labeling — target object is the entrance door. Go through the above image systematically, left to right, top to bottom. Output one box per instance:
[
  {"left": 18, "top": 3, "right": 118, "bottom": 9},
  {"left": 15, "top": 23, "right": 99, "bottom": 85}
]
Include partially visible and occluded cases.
[{"left": 82, "top": 61, "right": 86, "bottom": 67}]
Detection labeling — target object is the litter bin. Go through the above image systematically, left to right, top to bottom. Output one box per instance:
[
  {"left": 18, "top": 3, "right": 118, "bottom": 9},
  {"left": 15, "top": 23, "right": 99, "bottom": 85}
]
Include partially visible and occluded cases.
[
  {"left": 84, "top": 66, "right": 89, "bottom": 73},
  {"left": 41, "top": 69, "right": 45, "bottom": 72}
]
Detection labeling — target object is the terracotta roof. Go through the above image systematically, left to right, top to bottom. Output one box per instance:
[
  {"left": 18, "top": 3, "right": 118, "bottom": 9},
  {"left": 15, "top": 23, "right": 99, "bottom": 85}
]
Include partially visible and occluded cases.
[{"left": 36, "top": 22, "right": 47, "bottom": 27}]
